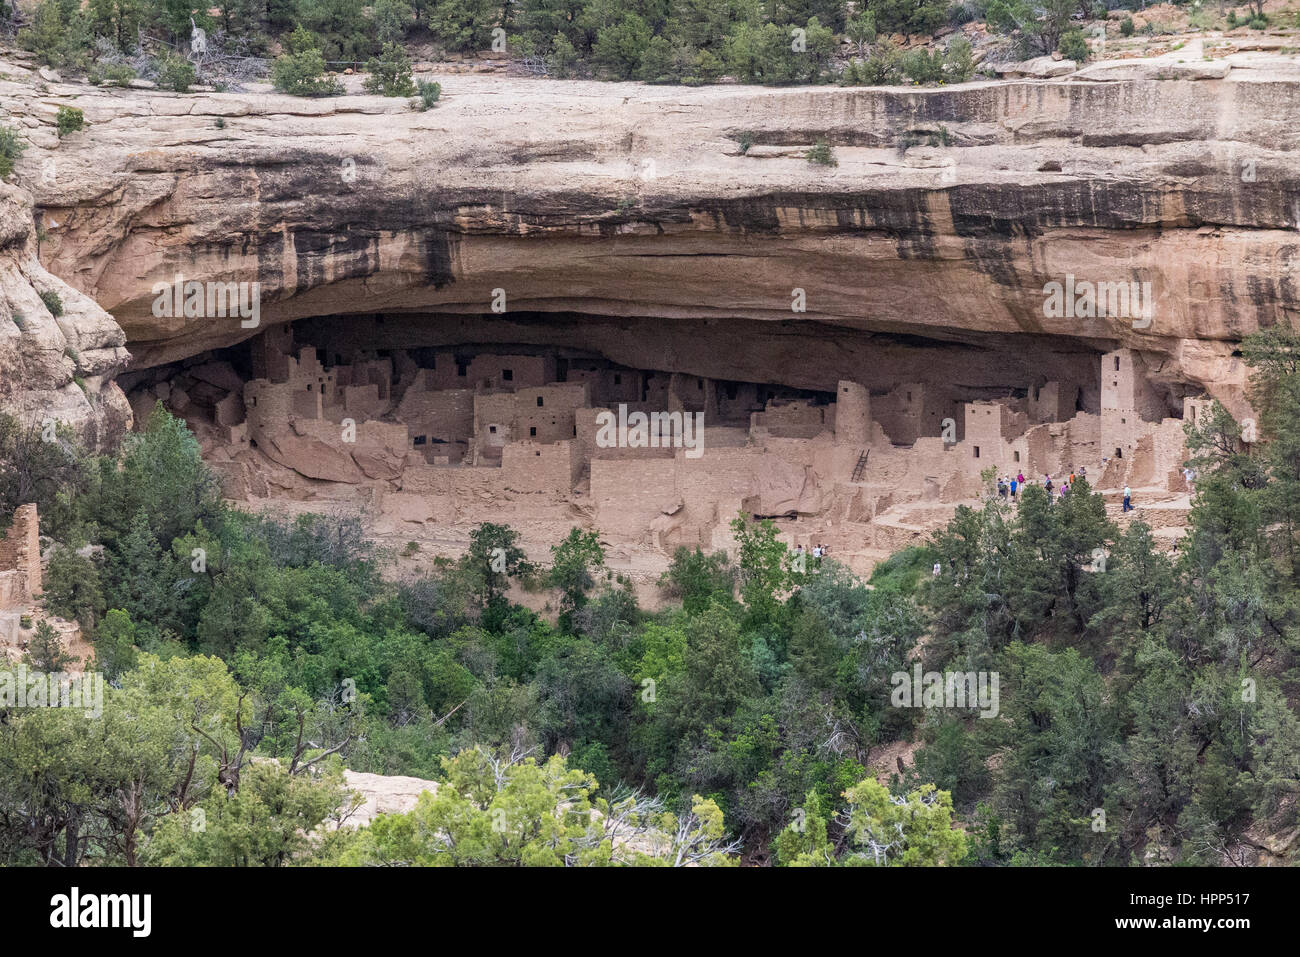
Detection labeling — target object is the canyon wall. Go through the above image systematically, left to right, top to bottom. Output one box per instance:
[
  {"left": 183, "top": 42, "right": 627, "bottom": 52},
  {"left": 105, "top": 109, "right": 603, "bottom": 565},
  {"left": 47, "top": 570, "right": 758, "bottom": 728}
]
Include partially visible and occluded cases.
[{"left": 4, "top": 55, "right": 1300, "bottom": 439}]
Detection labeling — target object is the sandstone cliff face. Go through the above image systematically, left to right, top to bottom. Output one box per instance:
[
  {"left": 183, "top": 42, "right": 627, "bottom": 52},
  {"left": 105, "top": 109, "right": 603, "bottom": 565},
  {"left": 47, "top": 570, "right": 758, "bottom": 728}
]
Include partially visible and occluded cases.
[
  {"left": 4, "top": 55, "right": 1300, "bottom": 430},
  {"left": 0, "top": 180, "right": 130, "bottom": 447}
]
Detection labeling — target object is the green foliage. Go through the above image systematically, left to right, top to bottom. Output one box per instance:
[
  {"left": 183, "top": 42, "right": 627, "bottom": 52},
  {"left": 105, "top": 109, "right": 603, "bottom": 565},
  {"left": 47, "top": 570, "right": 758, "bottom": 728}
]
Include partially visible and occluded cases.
[
  {"left": 18, "top": 0, "right": 91, "bottom": 69},
  {"left": 297, "top": 0, "right": 375, "bottom": 60},
  {"left": 371, "top": 0, "right": 413, "bottom": 44},
  {"left": 426, "top": 0, "right": 497, "bottom": 51},
  {"left": 864, "top": 0, "right": 948, "bottom": 36},
  {"left": 985, "top": 0, "right": 1075, "bottom": 54},
  {"left": 592, "top": 12, "right": 652, "bottom": 79},
  {"left": 1120, "top": 15, "right": 1134, "bottom": 36},
  {"left": 724, "top": 17, "right": 836, "bottom": 85},
  {"left": 1058, "top": 26, "right": 1089, "bottom": 62},
  {"left": 545, "top": 33, "right": 581, "bottom": 76},
  {"left": 363, "top": 41, "right": 416, "bottom": 96},
  {"left": 901, "top": 46, "right": 944, "bottom": 83},
  {"left": 271, "top": 49, "right": 344, "bottom": 96},
  {"left": 156, "top": 51, "right": 196, "bottom": 92},
  {"left": 88, "top": 61, "right": 137, "bottom": 86},
  {"left": 415, "top": 78, "right": 441, "bottom": 109},
  {"left": 55, "top": 105, "right": 85, "bottom": 137},
  {"left": 0, "top": 125, "right": 25, "bottom": 178},
  {"left": 805, "top": 138, "right": 837, "bottom": 165},
  {"left": 39, "top": 289, "right": 63, "bottom": 316},
  {"left": 0, "top": 413, "right": 91, "bottom": 540},
  {"left": 729, "top": 514, "right": 790, "bottom": 623},
  {"left": 463, "top": 522, "right": 536, "bottom": 604},
  {"left": 547, "top": 527, "right": 606, "bottom": 618},
  {"left": 43, "top": 545, "right": 105, "bottom": 631},
  {"left": 659, "top": 546, "right": 736, "bottom": 614},
  {"left": 92, "top": 608, "right": 139, "bottom": 679},
  {"left": 26, "top": 619, "right": 74, "bottom": 671},
  {"left": 332, "top": 748, "right": 736, "bottom": 866},
  {"left": 144, "top": 760, "right": 345, "bottom": 865},
  {"left": 842, "top": 779, "right": 967, "bottom": 865},
  {"left": 773, "top": 788, "right": 835, "bottom": 865}
]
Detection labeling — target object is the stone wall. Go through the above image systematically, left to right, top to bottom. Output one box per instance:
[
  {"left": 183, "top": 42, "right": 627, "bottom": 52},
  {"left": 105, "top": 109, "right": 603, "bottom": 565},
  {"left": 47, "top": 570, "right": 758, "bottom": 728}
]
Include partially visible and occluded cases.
[
  {"left": 501, "top": 441, "right": 580, "bottom": 494},
  {"left": 0, "top": 504, "right": 41, "bottom": 610}
]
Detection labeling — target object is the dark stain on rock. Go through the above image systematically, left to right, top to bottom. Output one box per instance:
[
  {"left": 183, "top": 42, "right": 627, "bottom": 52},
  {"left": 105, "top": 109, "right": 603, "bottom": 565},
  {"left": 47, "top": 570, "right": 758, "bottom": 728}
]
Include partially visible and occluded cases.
[{"left": 421, "top": 230, "right": 456, "bottom": 288}]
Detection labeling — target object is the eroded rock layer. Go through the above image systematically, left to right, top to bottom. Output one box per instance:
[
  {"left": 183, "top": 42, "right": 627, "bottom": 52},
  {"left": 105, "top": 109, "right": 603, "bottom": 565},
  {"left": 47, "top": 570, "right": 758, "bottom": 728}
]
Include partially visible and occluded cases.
[{"left": 2, "top": 60, "right": 1298, "bottom": 429}]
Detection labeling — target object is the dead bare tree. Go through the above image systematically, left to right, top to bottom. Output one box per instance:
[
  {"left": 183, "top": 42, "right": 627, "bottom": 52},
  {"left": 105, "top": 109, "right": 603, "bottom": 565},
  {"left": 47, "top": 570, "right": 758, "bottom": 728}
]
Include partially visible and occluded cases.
[{"left": 190, "top": 692, "right": 263, "bottom": 796}]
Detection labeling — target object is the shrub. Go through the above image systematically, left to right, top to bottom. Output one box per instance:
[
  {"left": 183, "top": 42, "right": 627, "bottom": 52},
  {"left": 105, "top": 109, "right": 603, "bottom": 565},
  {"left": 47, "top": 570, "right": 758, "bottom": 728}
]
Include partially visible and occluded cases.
[
  {"left": 17, "top": 0, "right": 89, "bottom": 69},
  {"left": 427, "top": 0, "right": 497, "bottom": 52},
  {"left": 868, "top": 0, "right": 949, "bottom": 36},
  {"left": 592, "top": 12, "right": 652, "bottom": 79},
  {"left": 1120, "top": 16, "right": 1135, "bottom": 36},
  {"left": 724, "top": 18, "right": 837, "bottom": 85},
  {"left": 1058, "top": 27, "right": 1089, "bottom": 62},
  {"left": 546, "top": 33, "right": 580, "bottom": 78},
  {"left": 637, "top": 34, "right": 678, "bottom": 83},
  {"left": 944, "top": 36, "right": 975, "bottom": 82},
  {"left": 851, "top": 38, "right": 904, "bottom": 84},
  {"left": 363, "top": 41, "right": 416, "bottom": 96},
  {"left": 902, "top": 47, "right": 945, "bottom": 84},
  {"left": 692, "top": 48, "right": 723, "bottom": 82},
  {"left": 271, "top": 50, "right": 343, "bottom": 96},
  {"left": 156, "top": 52, "right": 196, "bottom": 93},
  {"left": 89, "top": 62, "right": 136, "bottom": 86},
  {"left": 415, "top": 79, "right": 441, "bottom": 110},
  {"left": 55, "top": 105, "right": 84, "bottom": 138},
  {"left": 0, "top": 124, "right": 26, "bottom": 178},
  {"left": 737, "top": 131, "right": 755, "bottom": 154},
  {"left": 806, "top": 140, "right": 838, "bottom": 166},
  {"left": 39, "top": 290, "right": 63, "bottom": 317}
]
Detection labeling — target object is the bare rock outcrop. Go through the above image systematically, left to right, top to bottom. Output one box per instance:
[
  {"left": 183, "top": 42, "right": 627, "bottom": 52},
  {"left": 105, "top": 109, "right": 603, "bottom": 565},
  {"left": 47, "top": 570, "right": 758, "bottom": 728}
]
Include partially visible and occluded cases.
[
  {"left": 4, "top": 54, "right": 1300, "bottom": 436},
  {"left": 0, "top": 181, "right": 130, "bottom": 446}
]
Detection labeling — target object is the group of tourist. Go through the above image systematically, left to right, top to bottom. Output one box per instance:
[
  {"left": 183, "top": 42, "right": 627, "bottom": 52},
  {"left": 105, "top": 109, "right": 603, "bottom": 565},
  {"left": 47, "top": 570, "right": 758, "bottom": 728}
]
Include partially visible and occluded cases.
[
  {"left": 995, "top": 467, "right": 1091, "bottom": 504},
  {"left": 792, "top": 543, "right": 831, "bottom": 569}
]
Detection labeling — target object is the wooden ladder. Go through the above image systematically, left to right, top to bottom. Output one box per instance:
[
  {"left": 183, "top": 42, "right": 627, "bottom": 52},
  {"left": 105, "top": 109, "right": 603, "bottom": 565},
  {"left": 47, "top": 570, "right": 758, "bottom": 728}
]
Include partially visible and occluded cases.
[{"left": 850, "top": 449, "right": 869, "bottom": 482}]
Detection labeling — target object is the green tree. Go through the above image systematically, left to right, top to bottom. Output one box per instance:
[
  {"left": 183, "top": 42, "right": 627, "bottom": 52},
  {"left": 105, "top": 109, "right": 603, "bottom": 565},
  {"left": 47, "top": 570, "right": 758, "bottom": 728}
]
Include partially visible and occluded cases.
[
  {"left": 17, "top": 0, "right": 90, "bottom": 68},
  {"left": 427, "top": 0, "right": 497, "bottom": 51},
  {"left": 864, "top": 0, "right": 946, "bottom": 36},
  {"left": 363, "top": 41, "right": 416, "bottom": 95},
  {"left": 271, "top": 48, "right": 344, "bottom": 95},
  {"left": 729, "top": 513, "right": 789, "bottom": 624},
  {"left": 462, "top": 522, "right": 535, "bottom": 604},
  {"left": 547, "top": 527, "right": 606, "bottom": 618},
  {"left": 42, "top": 545, "right": 105, "bottom": 631},
  {"left": 659, "top": 546, "right": 735, "bottom": 614},
  {"left": 92, "top": 608, "right": 139, "bottom": 679},
  {"left": 26, "top": 620, "right": 74, "bottom": 671},
  {"left": 143, "top": 760, "right": 346, "bottom": 865},
  {"left": 842, "top": 778, "right": 967, "bottom": 865},
  {"left": 773, "top": 788, "right": 835, "bottom": 865}
]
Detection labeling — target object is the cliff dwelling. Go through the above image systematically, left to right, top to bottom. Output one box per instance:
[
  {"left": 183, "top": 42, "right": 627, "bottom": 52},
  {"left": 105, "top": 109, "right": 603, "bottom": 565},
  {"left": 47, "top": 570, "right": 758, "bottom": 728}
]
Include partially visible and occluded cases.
[{"left": 116, "top": 309, "right": 1204, "bottom": 589}]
